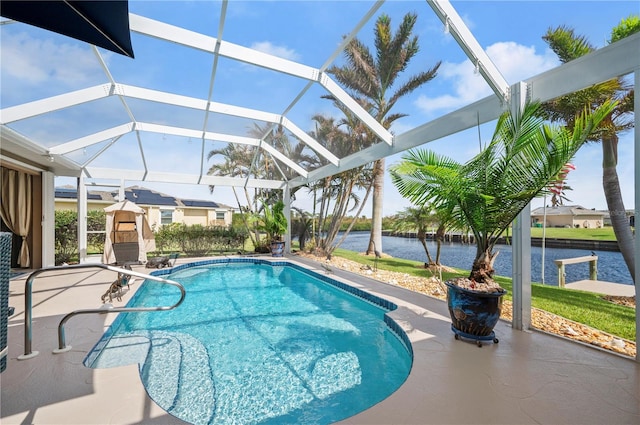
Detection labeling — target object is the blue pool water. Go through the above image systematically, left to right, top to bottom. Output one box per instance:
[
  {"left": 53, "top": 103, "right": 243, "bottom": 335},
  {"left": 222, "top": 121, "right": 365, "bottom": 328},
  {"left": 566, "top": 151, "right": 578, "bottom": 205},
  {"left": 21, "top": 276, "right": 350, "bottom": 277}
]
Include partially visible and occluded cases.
[{"left": 85, "top": 259, "right": 412, "bottom": 425}]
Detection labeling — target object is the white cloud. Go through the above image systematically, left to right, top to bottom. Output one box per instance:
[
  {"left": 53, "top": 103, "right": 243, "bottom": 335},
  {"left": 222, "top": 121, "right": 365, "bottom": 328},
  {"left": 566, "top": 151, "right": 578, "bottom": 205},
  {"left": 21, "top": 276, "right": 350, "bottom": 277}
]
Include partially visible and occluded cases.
[
  {"left": 0, "top": 31, "right": 104, "bottom": 86},
  {"left": 250, "top": 41, "right": 300, "bottom": 62},
  {"left": 415, "top": 41, "right": 558, "bottom": 116}
]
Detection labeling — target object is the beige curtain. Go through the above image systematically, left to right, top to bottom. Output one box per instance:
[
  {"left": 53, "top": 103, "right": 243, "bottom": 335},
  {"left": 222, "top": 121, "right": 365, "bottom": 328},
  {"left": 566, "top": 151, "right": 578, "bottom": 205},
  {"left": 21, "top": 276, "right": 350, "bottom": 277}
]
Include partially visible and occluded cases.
[{"left": 0, "top": 167, "right": 32, "bottom": 267}]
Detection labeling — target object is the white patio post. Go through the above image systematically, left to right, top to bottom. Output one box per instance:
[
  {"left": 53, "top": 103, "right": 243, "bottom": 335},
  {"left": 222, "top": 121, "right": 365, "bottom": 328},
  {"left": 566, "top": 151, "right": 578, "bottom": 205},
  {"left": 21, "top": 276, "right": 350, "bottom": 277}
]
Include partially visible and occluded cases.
[
  {"left": 634, "top": 68, "right": 639, "bottom": 362},
  {"left": 511, "top": 81, "right": 532, "bottom": 330},
  {"left": 41, "top": 171, "right": 56, "bottom": 267},
  {"left": 77, "top": 174, "right": 88, "bottom": 263},
  {"left": 284, "top": 185, "right": 291, "bottom": 255}
]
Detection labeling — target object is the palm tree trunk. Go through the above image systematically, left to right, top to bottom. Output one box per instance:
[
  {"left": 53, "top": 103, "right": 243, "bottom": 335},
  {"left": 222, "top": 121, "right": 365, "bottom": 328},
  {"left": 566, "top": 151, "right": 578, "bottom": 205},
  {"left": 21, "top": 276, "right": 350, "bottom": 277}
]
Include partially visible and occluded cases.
[
  {"left": 602, "top": 135, "right": 635, "bottom": 282},
  {"left": 367, "top": 158, "right": 385, "bottom": 255},
  {"left": 325, "top": 180, "right": 356, "bottom": 256},
  {"left": 333, "top": 181, "right": 374, "bottom": 249},
  {"left": 232, "top": 187, "right": 258, "bottom": 248},
  {"left": 435, "top": 224, "right": 445, "bottom": 265},
  {"left": 418, "top": 235, "right": 434, "bottom": 265},
  {"left": 470, "top": 249, "right": 498, "bottom": 283}
]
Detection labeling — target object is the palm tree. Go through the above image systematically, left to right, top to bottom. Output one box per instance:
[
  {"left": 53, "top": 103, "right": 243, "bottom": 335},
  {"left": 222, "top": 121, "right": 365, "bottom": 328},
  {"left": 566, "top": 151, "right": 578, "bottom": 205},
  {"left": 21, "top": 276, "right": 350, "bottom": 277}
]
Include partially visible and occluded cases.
[
  {"left": 327, "top": 12, "right": 441, "bottom": 257},
  {"left": 541, "top": 18, "right": 638, "bottom": 281},
  {"left": 391, "top": 100, "right": 615, "bottom": 285},
  {"left": 304, "top": 114, "right": 373, "bottom": 256},
  {"left": 247, "top": 122, "right": 315, "bottom": 183},
  {"left": 207, "top": 123, "right": 316, "bottom": 249},
  {"left": 207, "top": 143, "right": 261, "bottom": 246},
  {"left": 391, "top": 206, "right": 436, "bottom": 266},
  {"left": 291, "top": 207, "right": 312, "bottom": 251}
]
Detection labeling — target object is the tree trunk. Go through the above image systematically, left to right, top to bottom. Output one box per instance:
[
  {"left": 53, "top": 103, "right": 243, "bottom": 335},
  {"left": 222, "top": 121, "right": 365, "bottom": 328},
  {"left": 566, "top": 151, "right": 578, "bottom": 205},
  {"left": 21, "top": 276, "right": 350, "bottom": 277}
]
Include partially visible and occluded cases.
[
  {"left": 601, "top": 135, "right": 635, "bottom": 282},
  {"left": 367, "top": 158, "right": 385, "bottom": 255},
  {"left": 333, "top": 180, "right": 373, "bottom": 250},
  {"left": 435, "top": 224, "right": 445, "bottom": 265},
  {"left": 417, "top": 229, "right": 434, "bottom": 265},
  {"left": 469, "top": 249, "right": 498, "bottom": 283}
]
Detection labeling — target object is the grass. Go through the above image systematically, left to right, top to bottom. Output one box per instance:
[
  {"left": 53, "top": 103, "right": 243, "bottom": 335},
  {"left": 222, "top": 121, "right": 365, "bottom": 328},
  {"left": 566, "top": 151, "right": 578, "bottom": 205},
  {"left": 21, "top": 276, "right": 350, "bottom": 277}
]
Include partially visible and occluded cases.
[
  {"left": 529, "top": 226, "right": 616, "bottom": 240},
  {"left": 332, "top": 248, "right": 635, "bottom": 341}
]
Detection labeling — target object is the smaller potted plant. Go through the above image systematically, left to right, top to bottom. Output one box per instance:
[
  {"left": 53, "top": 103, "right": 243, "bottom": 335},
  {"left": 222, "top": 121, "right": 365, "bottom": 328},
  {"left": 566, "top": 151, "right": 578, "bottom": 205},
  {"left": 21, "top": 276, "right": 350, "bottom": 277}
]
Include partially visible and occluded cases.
[{"left": 260, "top": 200, "right": 288, "bottom": 257}]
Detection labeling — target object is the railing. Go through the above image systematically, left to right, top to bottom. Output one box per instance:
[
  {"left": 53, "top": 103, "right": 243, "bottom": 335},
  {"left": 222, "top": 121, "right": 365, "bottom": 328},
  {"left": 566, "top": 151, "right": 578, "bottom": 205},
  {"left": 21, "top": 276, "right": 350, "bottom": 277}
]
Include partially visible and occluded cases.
[
  {"left": 553, "top": 255, "right": 598, "bottom": 288},
  {"left": 17, "top": 263, "right": 185, "bottom": 359}
]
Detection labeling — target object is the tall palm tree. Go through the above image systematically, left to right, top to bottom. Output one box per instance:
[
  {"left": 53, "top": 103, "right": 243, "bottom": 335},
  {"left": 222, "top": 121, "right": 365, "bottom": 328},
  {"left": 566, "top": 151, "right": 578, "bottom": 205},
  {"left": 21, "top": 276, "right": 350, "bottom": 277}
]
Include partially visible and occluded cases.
[
  {"left": 327, "top": 12, "right": 441, "bottom": 256},
  {"left": 542, "top": 19, "right": 638, "bottom": 281},
  {"left": 391, "top": 100, "right": 615, "bottom": 284}
]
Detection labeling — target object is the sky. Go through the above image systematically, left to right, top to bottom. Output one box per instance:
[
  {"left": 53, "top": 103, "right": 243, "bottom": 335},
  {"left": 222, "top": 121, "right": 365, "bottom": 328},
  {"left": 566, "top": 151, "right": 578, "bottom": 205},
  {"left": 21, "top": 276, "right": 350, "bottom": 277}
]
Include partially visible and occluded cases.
[{"left": 1, "top": 1, "right": 637, "bottom": 217}]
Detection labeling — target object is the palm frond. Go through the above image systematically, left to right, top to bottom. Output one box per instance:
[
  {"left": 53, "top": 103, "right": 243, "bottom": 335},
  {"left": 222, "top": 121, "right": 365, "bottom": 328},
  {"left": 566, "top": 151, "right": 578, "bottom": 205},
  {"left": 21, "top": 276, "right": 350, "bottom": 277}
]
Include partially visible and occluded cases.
[{"left": 391, "top": 99, "right": 617, "bottom": 278}]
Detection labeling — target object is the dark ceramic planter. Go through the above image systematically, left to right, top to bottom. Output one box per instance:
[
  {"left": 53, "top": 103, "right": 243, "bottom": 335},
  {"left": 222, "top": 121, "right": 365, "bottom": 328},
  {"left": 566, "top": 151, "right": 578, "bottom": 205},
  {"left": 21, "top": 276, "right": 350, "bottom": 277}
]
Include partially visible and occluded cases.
[
  {"left": 270, "top": 240, "right": 285, "bottom": 257},
  {"left": 445, "top": 280, "right": 506, "bottom": 345}
]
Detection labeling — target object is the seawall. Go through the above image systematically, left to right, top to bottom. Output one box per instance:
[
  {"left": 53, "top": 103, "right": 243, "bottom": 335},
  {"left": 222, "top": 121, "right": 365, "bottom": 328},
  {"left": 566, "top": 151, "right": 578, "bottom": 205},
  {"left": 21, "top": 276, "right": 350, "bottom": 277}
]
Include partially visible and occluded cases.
[{"left": 383, "top": 231, "right": 620, "bottom": 252}]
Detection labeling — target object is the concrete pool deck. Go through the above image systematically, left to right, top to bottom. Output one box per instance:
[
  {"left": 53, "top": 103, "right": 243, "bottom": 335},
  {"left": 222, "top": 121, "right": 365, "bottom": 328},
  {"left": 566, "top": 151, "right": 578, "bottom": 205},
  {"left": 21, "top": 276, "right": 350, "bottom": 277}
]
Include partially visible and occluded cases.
[{"left": 2, "top": 255, "right": 638, "bottom": 424}]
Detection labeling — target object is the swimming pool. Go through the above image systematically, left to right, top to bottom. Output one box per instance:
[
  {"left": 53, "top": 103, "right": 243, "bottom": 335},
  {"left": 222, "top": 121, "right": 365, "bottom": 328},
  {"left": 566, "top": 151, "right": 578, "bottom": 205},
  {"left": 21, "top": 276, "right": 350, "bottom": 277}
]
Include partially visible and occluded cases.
[{"left": 85, "top": 259, "right": 412, "bottom": 425}]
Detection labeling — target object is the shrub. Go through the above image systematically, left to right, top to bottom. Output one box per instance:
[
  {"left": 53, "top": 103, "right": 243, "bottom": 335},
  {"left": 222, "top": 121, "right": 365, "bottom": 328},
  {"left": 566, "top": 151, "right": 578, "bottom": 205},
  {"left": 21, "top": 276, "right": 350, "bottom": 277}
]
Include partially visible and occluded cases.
[
  {"left": 87, "top": 209, "right": 106, "bottom": 252},
  {"left": 55, "top": 210, "right": 78, "bottom": 264},
  {"left": 154, "top": 223, "right": 247, "bottom": 256}
]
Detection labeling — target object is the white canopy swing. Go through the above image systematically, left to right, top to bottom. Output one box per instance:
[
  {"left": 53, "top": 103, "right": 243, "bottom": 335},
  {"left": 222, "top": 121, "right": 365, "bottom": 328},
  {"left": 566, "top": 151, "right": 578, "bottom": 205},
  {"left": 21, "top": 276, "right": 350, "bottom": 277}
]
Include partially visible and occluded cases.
[{"left": 102, "top": 200, "right": 155, "bottom": 265}]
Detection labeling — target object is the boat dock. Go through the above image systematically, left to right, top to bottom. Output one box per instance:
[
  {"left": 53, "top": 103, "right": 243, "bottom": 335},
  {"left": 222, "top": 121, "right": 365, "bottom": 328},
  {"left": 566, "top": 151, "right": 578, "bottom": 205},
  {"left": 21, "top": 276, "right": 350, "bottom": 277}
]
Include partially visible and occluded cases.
[
  {"left": 554, "top": 255, "right": 635, "bottom": 296},
  {"left": 566, "top": 280, "right": 635, "bottom": 297}
]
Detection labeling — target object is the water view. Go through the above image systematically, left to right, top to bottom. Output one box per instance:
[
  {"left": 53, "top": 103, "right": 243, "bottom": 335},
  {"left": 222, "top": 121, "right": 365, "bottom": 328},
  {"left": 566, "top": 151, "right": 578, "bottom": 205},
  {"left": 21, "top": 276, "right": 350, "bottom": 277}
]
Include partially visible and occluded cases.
[{"left": 338, "top": 232, "right": 633, "bottom": 286}]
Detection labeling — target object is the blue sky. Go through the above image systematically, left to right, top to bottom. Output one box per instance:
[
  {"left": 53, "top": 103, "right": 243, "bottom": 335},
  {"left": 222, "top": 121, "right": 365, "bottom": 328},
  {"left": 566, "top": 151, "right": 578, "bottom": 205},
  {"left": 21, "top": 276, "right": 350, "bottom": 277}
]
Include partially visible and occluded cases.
[{"left": 1, "top": 1, "right": 637, "bottom": 216}]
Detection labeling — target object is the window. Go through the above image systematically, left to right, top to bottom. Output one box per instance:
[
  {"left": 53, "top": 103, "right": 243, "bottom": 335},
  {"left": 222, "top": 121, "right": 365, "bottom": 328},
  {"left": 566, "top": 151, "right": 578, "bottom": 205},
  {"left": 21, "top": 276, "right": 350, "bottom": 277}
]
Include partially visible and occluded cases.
[
  {"left": 160, "top": 210, "right": 173, "bottom": 225},
  {"left": 216, "top": 211, "right": 225, "bottom": 220}
]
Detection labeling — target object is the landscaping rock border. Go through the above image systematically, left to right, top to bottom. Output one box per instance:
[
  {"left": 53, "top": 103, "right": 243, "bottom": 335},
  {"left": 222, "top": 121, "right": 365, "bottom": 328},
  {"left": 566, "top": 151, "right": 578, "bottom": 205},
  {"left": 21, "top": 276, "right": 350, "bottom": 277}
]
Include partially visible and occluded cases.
[{"left": 296, "top": 252, "right": 636, "bottom": 358}]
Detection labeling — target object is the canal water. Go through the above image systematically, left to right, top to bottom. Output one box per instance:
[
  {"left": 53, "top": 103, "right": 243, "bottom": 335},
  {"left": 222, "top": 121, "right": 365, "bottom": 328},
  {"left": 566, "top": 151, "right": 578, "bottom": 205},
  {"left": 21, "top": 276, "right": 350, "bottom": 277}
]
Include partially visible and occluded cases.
[{"left": 337, "top": 232, "right": 633, "bottom": 286}]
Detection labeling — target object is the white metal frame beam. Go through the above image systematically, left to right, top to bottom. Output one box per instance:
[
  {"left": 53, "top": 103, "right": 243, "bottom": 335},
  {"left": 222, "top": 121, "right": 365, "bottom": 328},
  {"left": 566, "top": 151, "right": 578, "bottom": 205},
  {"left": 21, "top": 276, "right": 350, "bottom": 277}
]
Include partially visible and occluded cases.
[
  {"left": 426, "top": 0, "right": 510, "bottom": 102},
  {"left": 129, "top": 13, "right": 393, "bottom": 145},
  {"left": 289, "top": 33, "right": 640, "bottom": 188},
  {"left": 510, "top": 82, "right": 532, "bottom": 330},
  {"left": 2, "top": 83, "right": 340, "bottom": 168},
  {"left": 0, "top": 84, "right": 113, "bottom": 124},
  {"left": 49, "top": 120, "right": 309, "bottom": 178},
  {"left": 82, "top": 166, "right": 285, "bottom": 189}
]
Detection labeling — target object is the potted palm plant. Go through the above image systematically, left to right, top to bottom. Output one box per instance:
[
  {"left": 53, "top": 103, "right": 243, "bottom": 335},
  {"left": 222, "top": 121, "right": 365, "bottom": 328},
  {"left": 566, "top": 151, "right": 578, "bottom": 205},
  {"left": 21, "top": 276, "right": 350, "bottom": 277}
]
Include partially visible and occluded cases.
[
  {"left": 391, "top": 100, "right": 615, "bottom": 346},
  {"left": 260, "top": 200, "right": 288, "bottom": 257}
]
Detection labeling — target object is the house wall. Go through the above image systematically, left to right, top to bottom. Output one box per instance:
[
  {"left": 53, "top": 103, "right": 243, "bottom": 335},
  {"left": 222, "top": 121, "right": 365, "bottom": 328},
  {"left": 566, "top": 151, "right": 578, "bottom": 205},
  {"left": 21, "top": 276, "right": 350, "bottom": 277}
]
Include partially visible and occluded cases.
[
  {"left": 55, "top": 200, "right": 232, "bottom": 229},
  {"left": 55, "top": 200, "right": 110, "bottom": 211},
  {"left": 122, "top": 205, "right": 231, "bottom": 228},
  {"left": 142, "top": 206, "right": 158, "bottom": 229},
  {"left": 172, "top": 208, "right": 231, "bottom": 227},
  {"left": 183, "top": 208, "right": 206, "bottom": 225},
  {"left": 532, "top": 214, "right": 604, "bottom": 228},
  {"left": 573, "top": 215, "right": 604, "bottom": 228}
]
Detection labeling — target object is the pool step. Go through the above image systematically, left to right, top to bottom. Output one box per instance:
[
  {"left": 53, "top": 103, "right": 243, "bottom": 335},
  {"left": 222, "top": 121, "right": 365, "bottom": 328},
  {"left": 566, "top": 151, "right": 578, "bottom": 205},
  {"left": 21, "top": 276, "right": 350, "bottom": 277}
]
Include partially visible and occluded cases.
[{"left": 142, "top": 330, "right": 216, "bottom": 425}]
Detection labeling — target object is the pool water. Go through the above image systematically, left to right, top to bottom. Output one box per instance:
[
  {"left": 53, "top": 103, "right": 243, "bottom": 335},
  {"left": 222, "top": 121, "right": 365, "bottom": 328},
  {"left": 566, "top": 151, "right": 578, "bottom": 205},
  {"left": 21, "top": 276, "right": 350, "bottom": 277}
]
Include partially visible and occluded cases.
[{"left": 85, "top": 260, "right": 412, "bottom": 425}]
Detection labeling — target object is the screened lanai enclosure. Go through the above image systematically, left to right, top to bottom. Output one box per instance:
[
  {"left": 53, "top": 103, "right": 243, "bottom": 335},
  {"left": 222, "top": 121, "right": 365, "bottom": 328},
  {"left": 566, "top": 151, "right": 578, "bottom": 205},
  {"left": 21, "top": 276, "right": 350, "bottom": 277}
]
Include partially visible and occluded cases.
[{"left": 1, "top": 1, "right": 639, "bottom": 355}]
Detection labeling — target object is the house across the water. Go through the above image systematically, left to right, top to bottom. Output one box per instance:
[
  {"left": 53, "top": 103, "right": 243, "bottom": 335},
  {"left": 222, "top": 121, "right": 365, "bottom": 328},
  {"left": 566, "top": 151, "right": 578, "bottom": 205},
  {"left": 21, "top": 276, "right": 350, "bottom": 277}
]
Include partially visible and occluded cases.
[{"left": 530, "top": 205, "right": 606, "bottom": 229}]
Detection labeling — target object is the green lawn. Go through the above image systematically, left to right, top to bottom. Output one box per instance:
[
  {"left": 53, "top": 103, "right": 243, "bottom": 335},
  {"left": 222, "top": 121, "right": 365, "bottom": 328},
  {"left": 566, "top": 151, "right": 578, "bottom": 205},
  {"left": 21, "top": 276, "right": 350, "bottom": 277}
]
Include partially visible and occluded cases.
[
  {"left": 529, "top": 226, "right": 616, "bottom": 240},
  {"left": 332, "top": 248, "right": 635, "bottom": 341}
]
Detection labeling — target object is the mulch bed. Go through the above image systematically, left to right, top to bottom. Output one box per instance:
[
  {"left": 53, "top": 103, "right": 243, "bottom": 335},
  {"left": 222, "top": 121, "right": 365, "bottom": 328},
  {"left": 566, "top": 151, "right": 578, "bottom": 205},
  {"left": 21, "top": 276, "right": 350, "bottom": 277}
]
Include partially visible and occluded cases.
[{"left": 602, "top": 295, "right": 636, "bottom": 308}]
